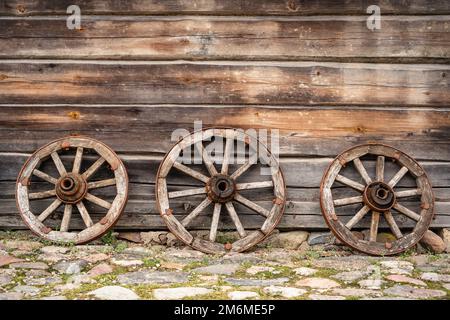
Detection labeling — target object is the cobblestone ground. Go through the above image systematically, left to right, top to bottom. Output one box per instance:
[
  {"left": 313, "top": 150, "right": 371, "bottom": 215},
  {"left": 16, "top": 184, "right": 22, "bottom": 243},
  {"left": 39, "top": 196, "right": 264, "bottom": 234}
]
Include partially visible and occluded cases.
[{"left": 0, "top": 231, "right": 449, "bottom": 300}]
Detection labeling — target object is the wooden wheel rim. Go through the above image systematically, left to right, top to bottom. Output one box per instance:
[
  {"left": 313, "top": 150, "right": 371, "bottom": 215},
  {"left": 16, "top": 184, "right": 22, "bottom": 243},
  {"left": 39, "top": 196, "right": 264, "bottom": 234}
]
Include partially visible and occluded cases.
[
  {"left": 156, "top": 127, "right": 286, "bottom": 254},
  {"left": 16, "top": 136, "right": 128, "bottom": 244},
  {"left": 320, "top": 143, "right": 434, "bottom": 256}
]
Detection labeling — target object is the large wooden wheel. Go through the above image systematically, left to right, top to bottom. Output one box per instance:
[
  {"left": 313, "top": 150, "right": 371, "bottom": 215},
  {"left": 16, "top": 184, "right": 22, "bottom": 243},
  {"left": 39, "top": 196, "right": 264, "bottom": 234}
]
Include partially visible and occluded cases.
[
  {"left": 156, "top": 128, "right": 286, "bottom": 254},
  {"left": 16, "top": 136, "right": 128, "bottom": 244},
  {"left": 320, "top": 144, "right": 434, "bottom": 256}
]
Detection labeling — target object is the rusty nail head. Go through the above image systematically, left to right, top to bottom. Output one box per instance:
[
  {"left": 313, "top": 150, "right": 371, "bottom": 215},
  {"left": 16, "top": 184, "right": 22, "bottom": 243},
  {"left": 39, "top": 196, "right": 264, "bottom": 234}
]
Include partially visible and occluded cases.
[
  {"left": 244, "top": 136, "right": 251, "bottom": 144},
  {"left": 62, "top": 141, "right": 70, "bottom": 149},
  {"left": 393, "top": 151, "right": 401, "bottom": 159},
  {"left": 338, "top": 156, "right": 346, "bottom": 166},
  {"left": 109, "top": 160, "right": 119, "bottom": 171},
  {"left": 21, "top": 177, "right": 30, "bottom": 186},
  {"left": 273, "top": 197, "right": 283, "bottom": 205},
  {"left": 421, "top": 202, "right": 430, "bottom": 210},
  {"left": 165, "top": 208, "right": 173, "bottom": 216},
  {"left": 100, "top": 217, "right": 108, "bottom": 225},
  {"left": 40, "top": 226, "right": 51, "bottom": 234},
  {"left": 385, "top": 242, "right": 392, "bottom": 249},
  {"left": 224, "top": 243, "right": 232, "bottom": 250}
]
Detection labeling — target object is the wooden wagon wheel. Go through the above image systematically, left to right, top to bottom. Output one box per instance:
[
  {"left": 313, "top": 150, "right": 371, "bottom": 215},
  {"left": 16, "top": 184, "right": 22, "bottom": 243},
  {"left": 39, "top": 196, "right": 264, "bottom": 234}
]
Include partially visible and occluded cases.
[
  {"left": 156, "top": 128, "right": 286, "bottom": 254},
  {"left": 16, "top": 136, "right": 128, "bottom": 244},
  {"left": 320, "top": 143, "right": 434, "bottom": 256}
]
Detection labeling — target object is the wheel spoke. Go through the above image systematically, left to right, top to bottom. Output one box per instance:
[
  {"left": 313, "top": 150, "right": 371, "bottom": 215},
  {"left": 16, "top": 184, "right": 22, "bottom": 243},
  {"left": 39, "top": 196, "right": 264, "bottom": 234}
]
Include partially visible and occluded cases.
[
  {"left": 221, "top": 138, "right": 234, "bottom": 175},
  {"left": 195, "top": 142, "right": 218, "bottom": 176},
  {"left": 72, "top": 147, "right": 84, "bottom": 174},
  {"left": 51, "top": 152, "right": 67, "bottom": 176},
  {"left": 230, "top": 153, "right": 258, "bottom": 180},
  {"left": 376, "top": 156, "right": 385, "bottom": 182},
  {"left": 82, "top": 157, "right": 106, "bottom": 180},
  {"left": 353, "top": 158, "right": 372, "bottom": 185},
  {"left": 173, "top": 161, "right": 209, "bottom": 183},
  {"left": 388, "top": 166, "right": 409, "bottom": 188},
  {"left": 33, "top": 169, "right": 57, "bottom": 184},
  {"left": 335, "top": 174, "right": 365, "bottom": 192},
  {"left": 87, "top": 179, "right": 117, "bottom": 189},
  {"left": 236, "top": 180, "right": 273, "bottom": 191},
  {"left": 168, "top": 187, "right": 207, "bottom": 199},
  {"left": 29, "top": 189, "right": 56, "bottom": 200},
  {"left": 395, "top": 189, "right": 421, "bottom": 198},
  {"left": 85, "top": 193, "right": 112, "bottom": 209},
  {"left": 234, "top": 193, "right": 270, "bottom": 217},
  {"left": 333, "top": 195, "right": 363, "bottom": 207},
  {"left": 181, "top": 197, "right": 212, "bottom": 227},
  {"left": 37, "top": 198, "right": 62, "bottom": 222},
  {"left": 76, "top": 201, "right": 94, "bottom": 227},
  {"left": 225, "top": 202, "right": 246, "bottom": 238},
  {"left": 209, "top": 203, "right": 222, "bottom": 242},
  {"left": 393, "top": 203, "right": 421, "bottom": 221},
  {"left": 60, "top": 204, "right": 73, "bottom": 232},
  {"left": 345, "top": 205, "right": 370, "bottom": 229},
  {"left": 369, "top": 211, "right": 380, "bottom": 242},
  {"left": 384, "top": 211, "right": 403, "bottom": 239}
]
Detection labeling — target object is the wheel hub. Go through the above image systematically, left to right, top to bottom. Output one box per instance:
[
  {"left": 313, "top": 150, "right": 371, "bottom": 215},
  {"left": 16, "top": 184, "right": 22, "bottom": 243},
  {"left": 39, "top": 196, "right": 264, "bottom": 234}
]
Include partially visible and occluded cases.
[
  {"left": 56, "top": 173, "right": 87, "bottom": 204},
  {"left": 206, "top": 174, "right": 236, "bottom": 203},
  {"left": 363, "top": 181, "right": 396, "bottom": 212}
]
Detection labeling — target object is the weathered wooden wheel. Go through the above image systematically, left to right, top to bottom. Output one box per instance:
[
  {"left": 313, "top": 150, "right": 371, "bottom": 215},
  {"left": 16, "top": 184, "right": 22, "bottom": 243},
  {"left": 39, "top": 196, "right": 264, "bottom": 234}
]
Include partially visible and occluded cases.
[
  {"left": 156, "top": 128, "right": 286, "bottom": 254},
  {"left": 16, "top": 136, "right": 128, "bottom": 244},
  {"left": 320, "top": 143, "right": 434, "bottom": 256}
]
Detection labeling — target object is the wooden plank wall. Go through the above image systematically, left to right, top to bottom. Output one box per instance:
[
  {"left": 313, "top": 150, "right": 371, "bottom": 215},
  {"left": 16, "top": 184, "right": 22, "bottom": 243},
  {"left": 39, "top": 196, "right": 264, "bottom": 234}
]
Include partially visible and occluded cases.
[{"left": 0, "top": 0, "right": 449, "bottom": 231}]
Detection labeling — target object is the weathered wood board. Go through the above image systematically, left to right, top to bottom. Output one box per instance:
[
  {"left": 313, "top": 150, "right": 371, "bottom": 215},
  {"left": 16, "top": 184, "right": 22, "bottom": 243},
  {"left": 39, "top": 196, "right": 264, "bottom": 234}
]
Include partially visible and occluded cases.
[
  {"left": 0, "top": 0, "right": 449, "bottom": 231},
  {"left": 1, "top": 0, "right": 449, "bottom": 16},
  {"left": 0, "top": 16, "right": 449, "bottom": 61},
  {"left": 0, "top": 62, "right": 448, "bottom": 105},
  {"left": 0, "top": 106, "right": 449, "bottom": 160}
]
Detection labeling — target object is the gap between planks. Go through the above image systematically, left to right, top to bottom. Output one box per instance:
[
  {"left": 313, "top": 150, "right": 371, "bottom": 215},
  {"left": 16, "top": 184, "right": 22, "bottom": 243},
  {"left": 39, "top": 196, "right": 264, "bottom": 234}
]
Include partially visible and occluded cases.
[{"left": 1, "top": 59, "right": 450, "bottom": 70}]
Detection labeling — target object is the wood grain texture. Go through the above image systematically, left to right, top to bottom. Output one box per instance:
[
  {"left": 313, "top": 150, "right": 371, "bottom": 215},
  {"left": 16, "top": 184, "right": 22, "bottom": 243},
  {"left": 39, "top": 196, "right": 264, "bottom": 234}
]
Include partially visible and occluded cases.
[
  {"left": 1, "top": 0, "right": 449, "bottom": 16},
  {"left": 1, "top": 1, "right": 449, "bottom": 232},
  {"left": 0, "top": 16, "right": 449, "bottom": 61},
  {"left": 0, "top": 62, "right": 448, "bottom": 106},
  {"left": 0, "top": 106, "right": 449, "bottom": 160},
  {"left": 3, "top": 153, "right": 450, "bottom": 188},
  {"left": 3, "top": 181, "right": 449, "bottom": 229},
  {"left": 1, "top": 212, "right": 448, "bottom": 230}
]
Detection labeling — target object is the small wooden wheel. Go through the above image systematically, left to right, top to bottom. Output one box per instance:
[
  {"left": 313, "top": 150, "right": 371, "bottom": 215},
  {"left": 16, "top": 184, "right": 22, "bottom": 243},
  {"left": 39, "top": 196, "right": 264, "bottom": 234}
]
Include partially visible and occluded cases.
[
  {"left": 156, "top": 128, "right": 286, "bottom": 254},
  {"left": 16, "top": 136, "right": 128, "bottom": 244},
  {"left": 320, "top": 143, "right": 434, "bottom": 256}
]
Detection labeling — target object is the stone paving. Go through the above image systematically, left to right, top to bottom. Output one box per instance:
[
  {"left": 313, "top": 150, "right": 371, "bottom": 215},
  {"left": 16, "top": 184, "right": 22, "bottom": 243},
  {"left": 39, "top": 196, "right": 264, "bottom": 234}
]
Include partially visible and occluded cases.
[{"left": 0, "top": 231, "right": 449, "bottom": 300}]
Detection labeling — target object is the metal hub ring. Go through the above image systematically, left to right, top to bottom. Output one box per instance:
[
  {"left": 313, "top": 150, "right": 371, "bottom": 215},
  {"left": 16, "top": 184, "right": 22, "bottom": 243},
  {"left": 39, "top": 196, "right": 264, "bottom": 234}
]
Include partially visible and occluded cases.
[
  {"left": 56, "top": 173, "right": 88, "bottom": 204},
  {"left": 206, "top": 174, "right": 236, "bottom": 203},
  {"left": 363, "top": 181, "right": 396, "bottom": 212}
]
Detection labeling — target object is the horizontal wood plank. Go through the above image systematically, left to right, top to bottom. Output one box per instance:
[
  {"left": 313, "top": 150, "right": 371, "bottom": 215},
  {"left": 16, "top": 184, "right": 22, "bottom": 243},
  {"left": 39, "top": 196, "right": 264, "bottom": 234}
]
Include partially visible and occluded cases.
[
  {"left": 1, "top": 1, "right": 449, "bottom": 16},
  {"left": 0, "top": 16, "right": 449, "bottom": 61},
  {"left": 0, "top": 62, "right": 448, "bottom": 106},
  {"left": 0, "top": 106, "right": 449, "bottom": 160},
  {"left": 2, "top": 153, "right": 450, "bottom": 188},
  {"left": 3, "top": 194, "right": 449, "bottom": 217},
  {"left": 1, "top": 213, "right": 448, "bottom": 230}
]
